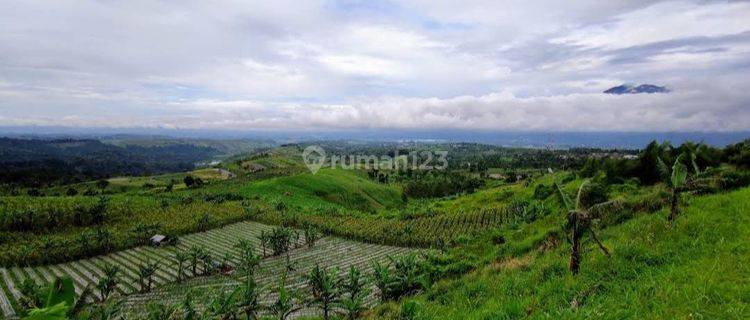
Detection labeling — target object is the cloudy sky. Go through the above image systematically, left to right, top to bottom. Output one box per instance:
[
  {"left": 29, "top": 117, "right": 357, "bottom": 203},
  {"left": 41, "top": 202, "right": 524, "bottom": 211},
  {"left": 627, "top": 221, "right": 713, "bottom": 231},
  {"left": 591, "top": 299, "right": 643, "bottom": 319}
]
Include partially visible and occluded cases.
[{"left": 1, "top": 0, "right": 749, "bottom": 132}]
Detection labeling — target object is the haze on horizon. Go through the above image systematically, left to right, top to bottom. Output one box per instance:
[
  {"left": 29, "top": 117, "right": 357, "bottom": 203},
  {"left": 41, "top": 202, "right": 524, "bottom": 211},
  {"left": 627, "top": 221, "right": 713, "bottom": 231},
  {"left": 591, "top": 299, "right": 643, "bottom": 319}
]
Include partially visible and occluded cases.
[{"left": 1, "top": 0, "right": 750, "bottom": 132}]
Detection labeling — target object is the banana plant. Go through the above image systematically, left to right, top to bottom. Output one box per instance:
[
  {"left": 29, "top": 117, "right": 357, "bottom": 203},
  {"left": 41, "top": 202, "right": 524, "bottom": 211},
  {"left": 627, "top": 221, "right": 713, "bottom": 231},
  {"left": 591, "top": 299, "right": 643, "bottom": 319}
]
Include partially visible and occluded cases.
[
  {"left": 657, "top": 152, "right": 698, "bottom": 221},
  {"left": 556, "top": 180, "right": 613, "bottom": 275},
  {"left": 174, "top": 251, "right": 189, "bottom": 282},
  {"left": 138, "top": 260, "right": 159, "bottom": 293},
  {"left": 96, "top": 263, "right": 120, "bottom": 302},
  {"left": 305, "top": 265, "right": 342, "bottom": 320},
  {"left": 269, "top": 275, "right": 301, "bottom": 320},
  {"left": 22, "top": 277, "right": 75, "bottom": 320},
  {"left": 236, "top": 277, "right": 261, "bottom": 320}
]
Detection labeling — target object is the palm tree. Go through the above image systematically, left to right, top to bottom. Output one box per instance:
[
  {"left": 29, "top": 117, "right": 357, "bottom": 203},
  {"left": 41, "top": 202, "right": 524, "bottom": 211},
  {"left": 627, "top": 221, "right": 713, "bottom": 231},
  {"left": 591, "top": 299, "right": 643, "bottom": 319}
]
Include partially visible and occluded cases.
[
  {"left": 657, "top": 152, "right": 698, "bottom": 221},
  {"left": 556, "top": 180, "right": 613, "bottom": 275},
  {"left": 94, "top": 228, "right": 114, "bottom": 254},
  {"left": 257, "top": 231, "right": 268, "bottom": 256},
  {"left": 234, "top": 240, "right": 260, "bottom": 277},
  {"left": 188, "top": 246, "right": 205, "bottom": 276},
  {"left": 174, "top": 251, "right": 189, "bottom": 282},
  {"left": 200, "top": 251, "right": 215, "bottom": 275},
  {"left": 138, "top": 260, "right": 159, "bottom": 293},
  {"left": 371, "top": 260, "right": 392, "bottom": 302},
  {"left": 96, "top": 263, "right": 120, "bottom": 302},
  {"left": 306, "top": 265, "right": 341, "bottom": 320},
  {"left": 341, "top": 265, "right": 369, "bottom": 319},
  {"left": 269, "top": 275, "right": 301, "bottom": 320},
  {"left": 236, "top": 277, "right": 261, "bottom": 320},
  {"left": 205, "top": 288, "right": 238, "bottom": 320}
]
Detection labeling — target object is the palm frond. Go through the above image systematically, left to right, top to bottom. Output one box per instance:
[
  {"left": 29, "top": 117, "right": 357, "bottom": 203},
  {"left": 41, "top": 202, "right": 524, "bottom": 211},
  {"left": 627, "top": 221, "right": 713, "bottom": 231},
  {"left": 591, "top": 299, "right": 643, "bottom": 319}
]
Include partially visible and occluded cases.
[
  {"left": 671, "top": 153, "right": 688, "bottom": 189},
  {"left": 656, "top": 157, "right": 670, "bottom": 183},
  {"left": 575, "top": 180, "right": 590, "bottom": 210},
  {"left": 555, "top": 181, "right": 573, "bottom": 210}
]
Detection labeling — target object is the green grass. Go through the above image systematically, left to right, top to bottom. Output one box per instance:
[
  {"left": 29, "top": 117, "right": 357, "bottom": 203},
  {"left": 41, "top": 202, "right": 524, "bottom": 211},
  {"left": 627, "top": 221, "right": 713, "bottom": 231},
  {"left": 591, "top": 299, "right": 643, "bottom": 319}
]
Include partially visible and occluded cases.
[
  {"left": 241, "top": 168, "right": 405, "bottom": 213},
  {"left": 371, "top": 187, "right": 750, "bottom": 319}
]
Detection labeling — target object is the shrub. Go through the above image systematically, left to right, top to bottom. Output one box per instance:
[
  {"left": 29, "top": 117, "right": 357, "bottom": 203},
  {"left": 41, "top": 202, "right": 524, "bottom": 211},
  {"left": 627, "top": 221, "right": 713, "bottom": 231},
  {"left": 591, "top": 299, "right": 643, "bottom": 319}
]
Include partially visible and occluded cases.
[
  {"left": 718, "top": 170, "right": 750, "bottom": 190},
  {"left": 579, "top": 182, "right": 609, "bottom": 208},
  {"left": 533, "top": 183, "right": 555, "bottom": 200}
]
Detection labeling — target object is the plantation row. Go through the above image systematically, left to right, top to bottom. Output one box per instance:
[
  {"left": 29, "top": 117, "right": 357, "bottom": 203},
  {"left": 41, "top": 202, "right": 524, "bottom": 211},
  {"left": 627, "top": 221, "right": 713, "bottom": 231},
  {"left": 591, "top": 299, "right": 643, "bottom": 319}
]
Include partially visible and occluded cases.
[
  {"left": 249, "top": 190, "right": 666, "bottom": 249},
  {"left": 0, "top": 196, "right": 252, "bottom": 266},
  {"left": 0, "top": 220, "right": 300, "bottom": 318},
  {"left": 119, "top": 237, "right": 414, "bottom": 318}
]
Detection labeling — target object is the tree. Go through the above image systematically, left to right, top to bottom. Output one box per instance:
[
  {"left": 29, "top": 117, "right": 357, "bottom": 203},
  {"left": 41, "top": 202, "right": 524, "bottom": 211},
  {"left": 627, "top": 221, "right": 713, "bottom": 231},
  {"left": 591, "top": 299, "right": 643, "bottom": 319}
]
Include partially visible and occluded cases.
[
  {"left": 658, "top": 152, "right": 698, "bottom": 221},
  {"left": 183, "top": 175, "right": 195, "bottom": 188},
  {"left": 184, "top": 175, "right": 204, "bottom": 188},
  {"left": 556, "top": 180, "right": 613, "bottom": 275},
  {"left": 257, "top": 231, "right": 269, "bottom": 256},
  {"left": 234, "top": 240, "right": 260, "bottom": 278},
  {"left": 188, "top": 246, "right": 205, "bottom": 276},
  {"left": 174, "top": 251, "right": 189, "bottom": 282},
  {"left": 138, "top": 260, "right": 159, "bottom": 293},
  {"left": 372, "top": 260, "right": 392, "bottom": 303},
  {"left": 96, "top": 264, "right": 120, "bottom": 302},
  {"left": 306, "top": 265, "right": 341, "bottom": 320},
  {"left": 341, "top": 266, "right": 369, "bottom": 319},
  {"left": 269, "top": 275, "right": 301, "bottom": 320},
  {"left": 236, "top": 277, "right": 261, "bottom": 320},
  {"left": 205, "top": 288, "right": 238, "bottom": 320}
]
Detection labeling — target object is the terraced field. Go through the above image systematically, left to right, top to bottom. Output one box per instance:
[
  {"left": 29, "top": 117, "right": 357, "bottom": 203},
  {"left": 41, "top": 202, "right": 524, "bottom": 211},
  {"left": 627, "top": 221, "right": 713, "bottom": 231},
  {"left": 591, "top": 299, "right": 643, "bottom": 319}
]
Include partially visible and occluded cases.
[
  {"left": 0, "top": 220, "right": 414, "bottom": 319},
  {"left": 121, "top": 237, "right": 414, "bottom": 318}
]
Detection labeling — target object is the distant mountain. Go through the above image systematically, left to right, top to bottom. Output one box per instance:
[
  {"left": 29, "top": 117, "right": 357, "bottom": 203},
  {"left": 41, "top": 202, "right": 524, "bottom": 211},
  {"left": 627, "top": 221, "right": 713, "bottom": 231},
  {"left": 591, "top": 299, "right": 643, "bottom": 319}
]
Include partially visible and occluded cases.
[{"left": 604, "top": 83, "right": 669, "bottom": 94}]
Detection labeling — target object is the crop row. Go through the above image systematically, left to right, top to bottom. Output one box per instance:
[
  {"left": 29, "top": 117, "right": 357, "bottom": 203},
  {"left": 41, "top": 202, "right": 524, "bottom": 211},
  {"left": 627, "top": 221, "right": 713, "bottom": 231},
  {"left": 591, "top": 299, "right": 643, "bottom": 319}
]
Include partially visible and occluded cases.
[
  {"left": 252, "top": 206, "right": 520, "bottom": 248},
  {"left": 0, "top": 220, "right": 302, "bottom": 319},
  {"left": 119, "top": 236, "right": 414, "bottom": 318}
]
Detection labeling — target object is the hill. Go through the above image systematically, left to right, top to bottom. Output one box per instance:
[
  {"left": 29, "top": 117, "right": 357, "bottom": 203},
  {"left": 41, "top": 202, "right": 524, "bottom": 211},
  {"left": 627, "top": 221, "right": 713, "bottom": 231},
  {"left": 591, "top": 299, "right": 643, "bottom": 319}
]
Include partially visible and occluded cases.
[
  {"left": 241, "top": 168, "right": 405, "bottom": 213},
  {"left": 371, "top": 186, "right": 750, "bottom": 319}
]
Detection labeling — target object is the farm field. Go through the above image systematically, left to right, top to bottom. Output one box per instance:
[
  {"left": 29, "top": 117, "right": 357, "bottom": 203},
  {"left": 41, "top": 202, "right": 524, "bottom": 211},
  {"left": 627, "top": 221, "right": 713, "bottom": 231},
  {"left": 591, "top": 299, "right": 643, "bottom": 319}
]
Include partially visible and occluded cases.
[
  {"left": 0, "top": 220, "right": 414, "bottom": 319},
  {"left": 119, "top": 237, "right": 414, "bottom": 318}
]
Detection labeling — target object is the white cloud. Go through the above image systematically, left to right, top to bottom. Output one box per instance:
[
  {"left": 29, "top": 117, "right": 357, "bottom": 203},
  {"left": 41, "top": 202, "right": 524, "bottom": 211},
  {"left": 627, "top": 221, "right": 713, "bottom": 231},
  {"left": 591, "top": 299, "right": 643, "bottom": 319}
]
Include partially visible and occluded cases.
[
  {"left": 0, "top": 0, "right": 749, "bottom": 131},
  {"left": 552, "top": 1, "right": 750, "bottom": 50}
]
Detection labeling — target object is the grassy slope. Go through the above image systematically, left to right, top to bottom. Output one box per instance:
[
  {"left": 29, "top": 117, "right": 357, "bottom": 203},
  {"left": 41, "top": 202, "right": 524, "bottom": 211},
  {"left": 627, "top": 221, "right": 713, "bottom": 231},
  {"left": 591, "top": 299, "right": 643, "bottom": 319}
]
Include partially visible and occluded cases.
[
  {"left": 240, "top": 168, "right": 405, "bottom": 213},
  {"left": 375, "top": 187, "right": 750, "bottom": 319}
]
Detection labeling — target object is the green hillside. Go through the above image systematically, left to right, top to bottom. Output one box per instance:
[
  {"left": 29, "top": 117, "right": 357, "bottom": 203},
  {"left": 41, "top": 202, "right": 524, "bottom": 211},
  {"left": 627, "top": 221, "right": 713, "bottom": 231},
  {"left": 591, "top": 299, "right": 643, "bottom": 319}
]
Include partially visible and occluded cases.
[
  {"left": 241, "top": 168, "right": 405, "bottom": 213},
  {"left": 372, "top": 187, "right": 750, "bottom": 319}
]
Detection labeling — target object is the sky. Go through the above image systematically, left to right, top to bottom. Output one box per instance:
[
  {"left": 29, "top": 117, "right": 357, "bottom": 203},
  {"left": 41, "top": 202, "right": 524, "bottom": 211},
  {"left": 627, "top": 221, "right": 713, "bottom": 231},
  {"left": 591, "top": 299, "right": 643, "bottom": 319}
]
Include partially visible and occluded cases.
[{"left": 1, "top": 0, "right": 749, "bottom": 132}]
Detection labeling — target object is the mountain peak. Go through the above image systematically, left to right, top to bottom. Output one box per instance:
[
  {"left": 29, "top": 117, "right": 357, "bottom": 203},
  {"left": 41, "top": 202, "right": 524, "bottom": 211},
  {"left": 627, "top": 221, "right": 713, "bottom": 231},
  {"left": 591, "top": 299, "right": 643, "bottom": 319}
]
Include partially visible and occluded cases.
[{"left": 604, "top": 83, "right": 669, "bottom": 94}]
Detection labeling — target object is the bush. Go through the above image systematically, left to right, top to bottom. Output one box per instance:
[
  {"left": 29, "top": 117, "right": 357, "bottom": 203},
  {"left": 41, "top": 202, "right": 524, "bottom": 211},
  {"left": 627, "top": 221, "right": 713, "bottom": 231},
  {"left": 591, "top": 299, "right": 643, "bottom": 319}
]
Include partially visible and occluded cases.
[
  {"left": 718, "top": 170, "right": 750, "bottom": 190},
  {"left": 403, "top": 172, "right": 483, "bottom": 198},
  {"left": 184, "top": 175, "right": 204, "bottom": 188},
  {"left": 579, "top": 182, "right": 609, "bottom": 208},
  {"left": 533, "top": 184, "right": 555, "bottom": 200}
]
